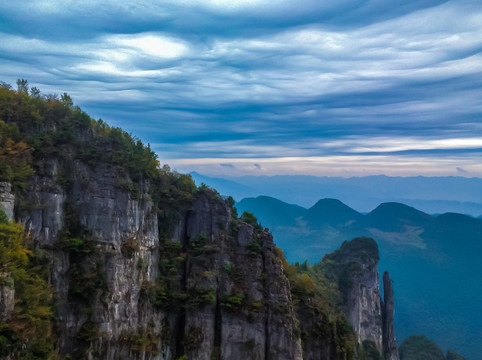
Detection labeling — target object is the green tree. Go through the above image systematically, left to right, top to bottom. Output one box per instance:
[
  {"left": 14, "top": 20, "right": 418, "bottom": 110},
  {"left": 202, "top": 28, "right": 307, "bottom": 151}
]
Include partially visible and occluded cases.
[
  {"left": 16, "top": 79, "right": 28, "bottom": 94},
  {"left": 0, "top": 81, "right": 12, "bottom": 90},
  {"left": 30, "top": 87, "right": 41, "bottom": 98},
  {"left": 60, "top": 92, "right": 73, "bottom": 107},
  {"left": 0, "top": 120, "right": 33, "bottom": 191},
  {"left": 0, "top": 210, "right": 56, "bottom": 358},
  {"left": 240, "top": 211, "right": 263, "bottom": 232}
]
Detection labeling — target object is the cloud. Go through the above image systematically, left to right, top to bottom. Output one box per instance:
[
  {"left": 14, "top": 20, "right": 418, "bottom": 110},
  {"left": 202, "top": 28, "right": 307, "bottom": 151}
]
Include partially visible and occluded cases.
[
  {"left": 0, "top": 0, "right": 481, "bottom": 177},
  {"left": 107, "top": 33, "right": 189, "bottom": 59},
  {"left": 168, "top": 154, "right": 482, "bottom": 177},
  {"left": 456, "top": 167, "right": 468, "bottom": 173}
]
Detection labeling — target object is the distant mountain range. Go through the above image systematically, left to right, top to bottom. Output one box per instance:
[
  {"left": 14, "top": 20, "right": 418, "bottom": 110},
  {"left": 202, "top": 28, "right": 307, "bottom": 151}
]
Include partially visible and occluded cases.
[
  {"left": 190, "top": 172, "right": 482, "bottom": 217},
  {"left": 235, "top": 195, "right": 482, "bottom": 360}
]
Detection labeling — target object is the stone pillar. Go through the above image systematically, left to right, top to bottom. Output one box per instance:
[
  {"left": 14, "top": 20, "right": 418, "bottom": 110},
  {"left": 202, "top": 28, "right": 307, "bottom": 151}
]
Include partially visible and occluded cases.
[{"left": 382, "top": 271, "right": 400, "bottom": 360}]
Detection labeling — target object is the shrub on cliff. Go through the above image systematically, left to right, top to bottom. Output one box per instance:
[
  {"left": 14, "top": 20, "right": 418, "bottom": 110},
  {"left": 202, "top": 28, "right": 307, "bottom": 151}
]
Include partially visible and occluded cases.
[
  {"left": 0, "top": 120, "right": 33, "bottom": 192},
  {"left": 0, "top": 209, "right": 56, "bottom": 359}
]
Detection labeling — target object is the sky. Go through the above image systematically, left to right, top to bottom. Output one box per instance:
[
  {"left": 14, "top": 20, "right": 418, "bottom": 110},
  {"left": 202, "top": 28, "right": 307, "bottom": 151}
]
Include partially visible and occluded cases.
[{"left": 1, "top": 0, "right": 482, "bottom": 177}]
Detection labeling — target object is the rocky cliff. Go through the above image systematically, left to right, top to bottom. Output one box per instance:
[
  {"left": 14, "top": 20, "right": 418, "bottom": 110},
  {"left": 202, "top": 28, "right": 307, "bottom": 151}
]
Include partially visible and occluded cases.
[
  {"left": 0, "top": 85, "right": 400, "bottom": 359},
  {"left": 1, "top": 164, "right": 303, "bottom": 359},
  {"left": 321, "top": 237, "right": 399, "bottom": 359},
  {"left": 383, "top": 271, "right": 400, "bottom": 360}
]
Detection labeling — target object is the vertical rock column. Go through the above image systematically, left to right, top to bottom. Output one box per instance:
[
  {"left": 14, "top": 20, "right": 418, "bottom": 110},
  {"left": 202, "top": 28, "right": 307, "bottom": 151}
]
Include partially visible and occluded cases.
[
  {"left": 322, "top": 237, "right": 383, "bottom": 352},
  {"left": 382, "top": 271, "right": 400, "bottom": 360}
]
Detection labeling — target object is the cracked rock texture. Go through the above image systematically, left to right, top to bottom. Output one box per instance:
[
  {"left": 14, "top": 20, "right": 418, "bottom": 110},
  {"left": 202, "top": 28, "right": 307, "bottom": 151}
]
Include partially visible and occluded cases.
[
  {"left": 5, "top": 157, "right": 302, "bottom": 359},
  {"left": 1, "top": 160, "right": 400, "bottom": 360},
  {"left": 321, "top": 237, "right": 399, "bottom": 358},
  {"left": 383, "top": 271, "right": 400, "bottom": 360}
]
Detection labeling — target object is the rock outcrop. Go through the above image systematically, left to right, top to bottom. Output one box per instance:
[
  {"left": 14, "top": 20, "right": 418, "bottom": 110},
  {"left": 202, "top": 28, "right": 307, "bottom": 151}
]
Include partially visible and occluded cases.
[
  {"left": 9, "top": 157, "right": 302, "bottom": 359},
  {"left": 16, "top": 158, "right": 161, "bottom": 358},
  {"left": 2, "top": 160, "right": 400, "bottom": 360},
  {"left": 321, "top": 237, "right": 400, "bottom": 358},
  {"left": 322, "top": 238, "right": 382, "bottom": 350},
  {"left": 383, "top": 271, "right": 400, "bottom": 360}
]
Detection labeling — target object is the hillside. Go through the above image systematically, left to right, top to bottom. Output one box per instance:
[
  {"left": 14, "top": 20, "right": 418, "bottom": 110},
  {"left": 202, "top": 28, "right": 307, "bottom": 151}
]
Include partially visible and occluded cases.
[
  {"left": 236, "top": 195, "right": 305, "bottom": 227},
  {"left": 303, "top": 198, "right": 364, "bottom": 228},
  {"left": 365, "top": 203, "right": 434, "bottom": 232}
]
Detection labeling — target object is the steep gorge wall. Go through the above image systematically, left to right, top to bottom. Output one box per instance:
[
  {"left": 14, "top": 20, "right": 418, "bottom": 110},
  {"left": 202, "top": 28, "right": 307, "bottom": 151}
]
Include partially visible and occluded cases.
[
  {"left": 2, "top": 157, "right": 302, "bottom": 359},
  {"left": 16, "top": 158, "right": 162, "bottom": 358},
  {"left": 1, "top": 165, "right": 402, "bottom": 360},
  {"left": 1, "top": 168, "right": 402, "bottom": 360},
  {"left": 182, "top": 196, "right": 302, "bottom": 360},
  {"left": 321, "top": 237, "right": 399, "bottom": 359},
  {"left": 383, "top": 271, "right": 400, "bottom": 360}
]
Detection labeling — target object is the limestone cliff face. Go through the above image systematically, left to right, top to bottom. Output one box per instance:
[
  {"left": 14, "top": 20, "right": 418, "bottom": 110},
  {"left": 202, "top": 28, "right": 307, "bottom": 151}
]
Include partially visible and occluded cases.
[
  {"left": 4, "top": 158, "right": 301, "bottom": 359},
  {"left": 15, "top": 158, "right": 161, "bottom": 358},
  {"left": 1, "top": 163, "right": 402, "bottom": 360},
  {"left": 178, "top": 195, "right": 302, "bottom": 360},
  {"left": 322, "top": 237, "right": 399, "bottom": 358},
  {"left": 323, "top": 238, "right": 383, "bottom": 351},
  {"left": 383, "top": 271, "right": 400, "bottom": 360}
]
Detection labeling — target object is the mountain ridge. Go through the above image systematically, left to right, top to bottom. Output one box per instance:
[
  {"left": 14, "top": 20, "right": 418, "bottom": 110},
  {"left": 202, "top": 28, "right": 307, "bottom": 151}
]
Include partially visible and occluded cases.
[{"left": 190, "top": 172, "right": 482, "bottom": 217}]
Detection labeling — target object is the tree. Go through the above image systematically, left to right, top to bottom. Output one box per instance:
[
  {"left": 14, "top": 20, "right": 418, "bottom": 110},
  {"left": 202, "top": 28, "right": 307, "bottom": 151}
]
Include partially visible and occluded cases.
[
  {"left": 16, "top": 78, "right": 28, "bottom": 94},
  {"left": 0, "top": 81, "right": 12, "bottom": 90},
  {"left": 30, "top": 86, "right": 41, "bottom": 98},
  {"left": 60, "top": 92, "right": 73, "bottom": 107},
  {"left": 0, "top": 121, "right": 33, "bottom": 190},
  {"left": 0, "top": 207, "right": 9, "bottom": 224},
  {"left": 240, "top": 211, "right": 263, "bottom": 232},
  {"left": 0, "top": 212, "right": 55, "bottom": 358},
  {"left": 0, "top": 215, "right": 30, "bottom": 273}
]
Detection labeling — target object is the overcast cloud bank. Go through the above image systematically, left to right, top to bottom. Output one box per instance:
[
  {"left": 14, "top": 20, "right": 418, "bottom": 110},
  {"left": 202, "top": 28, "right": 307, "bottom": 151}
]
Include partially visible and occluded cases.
[{"left": 1, "top": 0, "right": 481, "bottom": 176}]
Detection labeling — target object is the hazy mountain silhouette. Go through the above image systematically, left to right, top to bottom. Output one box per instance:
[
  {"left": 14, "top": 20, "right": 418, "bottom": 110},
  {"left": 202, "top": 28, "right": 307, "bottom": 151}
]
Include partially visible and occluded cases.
[
  {"left": 190, "top": 172, "right": 482, "bottom": 217},
  {"left": 236, "top": 195, "right": 482, "bottom": 360},
  {"left": 236, "top": 195, "right": 305, "bottom": 227},
  {"left": 304, "top": 198, "right": 364, "bottom": 228},
  {"left": 365, "top": 202, "right": 434, "bottom": 232}
]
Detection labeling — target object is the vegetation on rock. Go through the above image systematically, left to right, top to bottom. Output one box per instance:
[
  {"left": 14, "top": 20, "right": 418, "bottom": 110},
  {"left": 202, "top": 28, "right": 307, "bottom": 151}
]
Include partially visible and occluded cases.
[
  {"left": 1, "top": 80, "right": 447, "bottom": 359},
  {"left": 0, "top": 208, "right": 56, "bottom": 359},
  {"left": 399, "top": 335, "right": 445, "bottom": 360}
]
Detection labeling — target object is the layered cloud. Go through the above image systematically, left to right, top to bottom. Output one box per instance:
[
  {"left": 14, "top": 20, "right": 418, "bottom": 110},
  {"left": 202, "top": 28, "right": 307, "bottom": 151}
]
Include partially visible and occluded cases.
[{"left": 0, "top": 0, "right": 481, "bottom": 176}]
